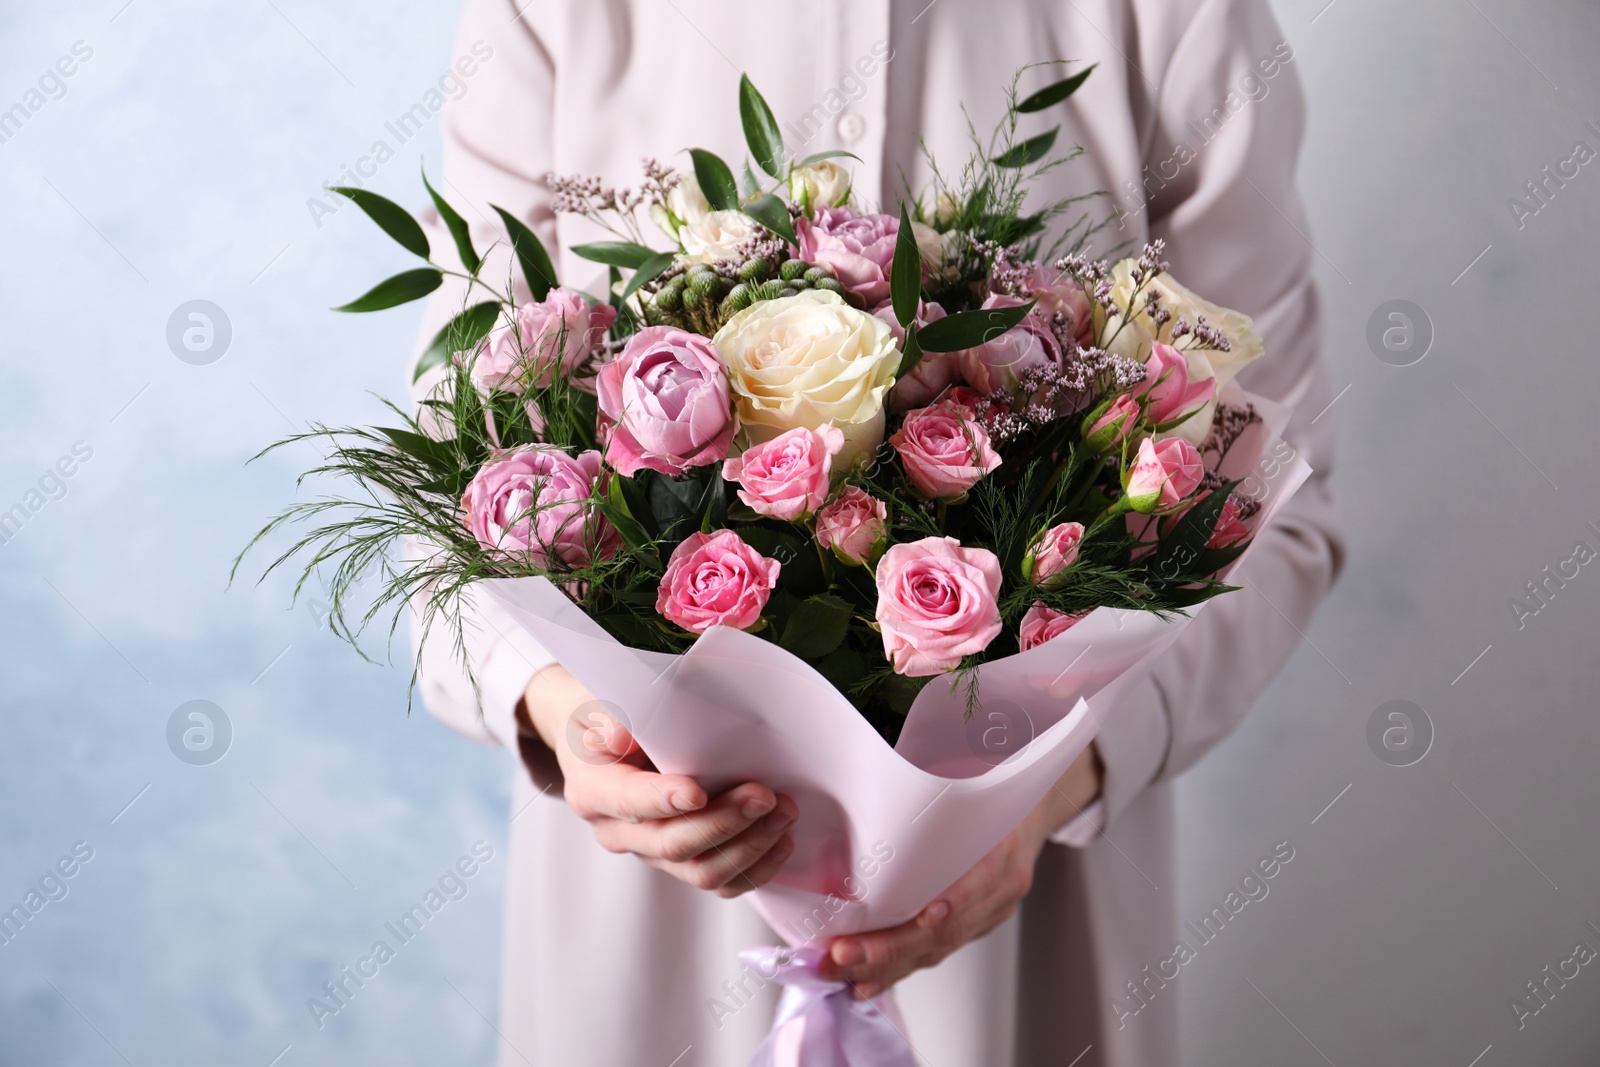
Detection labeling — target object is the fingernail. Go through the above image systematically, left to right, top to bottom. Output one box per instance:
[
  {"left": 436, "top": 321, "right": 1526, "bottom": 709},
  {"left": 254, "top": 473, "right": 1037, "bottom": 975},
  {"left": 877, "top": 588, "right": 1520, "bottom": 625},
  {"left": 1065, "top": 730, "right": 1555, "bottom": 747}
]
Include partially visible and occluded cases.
[
  {"left": 667, "top": 789, "right": 702, "bottom": 813},
  {"left": 741, "top": 795, "right": 775, "bottom": 820},
  {"left": 762, "top": 808, "right": 795, "bottom": 833},
  {"left": 921, "top": 900, "right": 951, "bottom": 927},
  {"left": 831, "top": 941, "right": 864, "bottom": 966}
]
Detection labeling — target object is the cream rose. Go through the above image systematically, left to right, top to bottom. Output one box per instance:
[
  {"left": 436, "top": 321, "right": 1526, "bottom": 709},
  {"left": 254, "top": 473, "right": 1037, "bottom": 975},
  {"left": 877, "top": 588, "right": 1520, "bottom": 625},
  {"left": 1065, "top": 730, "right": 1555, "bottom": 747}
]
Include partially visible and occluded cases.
[
  {"left": 789, "top": 160, "right": 852, "bottom": 210},
  {"left": 650, "top": 173, "right": 712, "bottom": 241},
  {"left": 680, "top": 209, "right": 760, "bottom": 264},
  {"left": 712, "top": 289, "right": 901, "bottom": 468}
]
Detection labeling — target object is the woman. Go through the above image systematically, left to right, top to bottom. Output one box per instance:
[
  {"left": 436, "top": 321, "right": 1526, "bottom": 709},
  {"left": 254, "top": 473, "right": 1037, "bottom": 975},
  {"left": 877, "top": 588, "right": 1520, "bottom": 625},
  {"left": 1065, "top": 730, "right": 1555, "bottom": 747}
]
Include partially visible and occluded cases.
[{"left": 412, "top": 1, "right": 1343, "bottom": 1064}]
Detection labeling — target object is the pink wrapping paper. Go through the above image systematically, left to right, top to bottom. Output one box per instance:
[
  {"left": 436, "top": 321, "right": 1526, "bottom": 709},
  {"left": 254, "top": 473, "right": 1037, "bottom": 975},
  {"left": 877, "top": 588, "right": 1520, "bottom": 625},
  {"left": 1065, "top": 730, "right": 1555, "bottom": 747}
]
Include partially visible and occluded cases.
[{"left": 482, "top": 384, "right": 1310, "bottom": 944}]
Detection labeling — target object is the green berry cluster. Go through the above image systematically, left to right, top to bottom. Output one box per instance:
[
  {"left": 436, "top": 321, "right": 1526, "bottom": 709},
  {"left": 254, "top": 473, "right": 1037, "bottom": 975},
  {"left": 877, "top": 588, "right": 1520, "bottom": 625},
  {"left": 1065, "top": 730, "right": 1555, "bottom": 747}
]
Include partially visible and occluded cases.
[{"left": 643, "top": 257, "right": 851, "bottom": 334}]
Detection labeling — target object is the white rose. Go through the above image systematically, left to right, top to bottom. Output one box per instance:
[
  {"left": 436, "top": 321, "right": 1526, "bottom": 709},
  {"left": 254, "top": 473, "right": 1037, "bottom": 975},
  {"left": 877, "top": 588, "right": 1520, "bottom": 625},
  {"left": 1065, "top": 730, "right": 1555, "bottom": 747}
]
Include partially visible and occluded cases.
[
  {"left": 789, "top": 160, "right": 853, "bottom": 211},
  {"left": 651, "top": 174, "right": 713, "bottom": 241},
  {"left": 679, "top": 208, "right": 760, "bottom": 264},
  {"left": 910, "top": 220, "right": 960, "bottom": 278},
  {"left": 1100, "top": 259, "right": 1264, "bottom": 387},
  {"left": 713, "top": 289, "right": 901, "bottom": 468}
]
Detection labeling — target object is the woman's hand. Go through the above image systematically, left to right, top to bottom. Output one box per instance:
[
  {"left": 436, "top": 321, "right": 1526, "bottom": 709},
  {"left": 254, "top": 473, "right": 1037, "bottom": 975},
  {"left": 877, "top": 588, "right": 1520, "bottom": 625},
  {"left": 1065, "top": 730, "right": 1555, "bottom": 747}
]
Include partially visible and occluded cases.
[
  {"left": 520, "top": 665, "right": 797, "bottom": 898},
  {"left": 820, "top": 743, "right": 1103, "bottom": 998}
]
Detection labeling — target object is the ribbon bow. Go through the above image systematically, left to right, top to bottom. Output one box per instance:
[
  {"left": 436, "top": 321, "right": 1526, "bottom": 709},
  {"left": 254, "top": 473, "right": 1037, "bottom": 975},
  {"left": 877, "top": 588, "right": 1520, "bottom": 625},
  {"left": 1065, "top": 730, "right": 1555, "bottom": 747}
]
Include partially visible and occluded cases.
[{"left": 740, "top": 946, "right": 921, "bottom": 1067}]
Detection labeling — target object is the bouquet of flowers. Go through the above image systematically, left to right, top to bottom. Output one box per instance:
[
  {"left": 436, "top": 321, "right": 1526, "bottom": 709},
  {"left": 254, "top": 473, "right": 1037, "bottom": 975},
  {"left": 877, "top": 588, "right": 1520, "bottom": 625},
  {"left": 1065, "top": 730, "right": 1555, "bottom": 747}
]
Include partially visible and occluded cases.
[{"left": 241, "top": 65, "right": 1311, "bottom": 1059}]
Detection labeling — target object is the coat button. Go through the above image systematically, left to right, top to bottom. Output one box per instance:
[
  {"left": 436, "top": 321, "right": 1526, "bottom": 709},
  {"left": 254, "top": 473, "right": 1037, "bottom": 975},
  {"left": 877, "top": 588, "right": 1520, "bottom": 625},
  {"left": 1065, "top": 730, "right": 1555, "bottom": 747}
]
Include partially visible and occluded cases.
[{"left": 836, "top": 113, "right": 867, "bottom": 143}]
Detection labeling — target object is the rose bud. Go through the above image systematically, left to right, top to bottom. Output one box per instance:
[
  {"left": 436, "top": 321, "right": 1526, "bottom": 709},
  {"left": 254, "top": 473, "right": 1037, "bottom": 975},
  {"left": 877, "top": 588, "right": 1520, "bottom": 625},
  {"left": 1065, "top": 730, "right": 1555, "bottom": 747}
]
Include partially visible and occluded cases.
[
  {"left": 1137, "top": 342, "right": 1216, "bottom": 429},
  {"left": 1083, "top": 394, "right": 1140, "bottom": 453},
  {"left": 1123, "top": 437, "right": 1204, "bottom": 514},
  {"left": 814, "top": 486, "right": 889, "bottom": 567},
  {"left": 1022, "top": 522, "right": 1086, "bottom": 585},
  {"left": 1019, "top": 602, "right": 1085, "bottom": 652}
]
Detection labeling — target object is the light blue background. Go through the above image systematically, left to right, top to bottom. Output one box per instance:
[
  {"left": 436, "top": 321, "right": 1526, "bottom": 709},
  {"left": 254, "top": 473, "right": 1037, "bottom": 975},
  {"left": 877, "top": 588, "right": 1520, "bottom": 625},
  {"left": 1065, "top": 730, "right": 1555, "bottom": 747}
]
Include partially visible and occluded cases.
[{"left": 3, "top": 1, "right": 1599, "bottom": 1065}]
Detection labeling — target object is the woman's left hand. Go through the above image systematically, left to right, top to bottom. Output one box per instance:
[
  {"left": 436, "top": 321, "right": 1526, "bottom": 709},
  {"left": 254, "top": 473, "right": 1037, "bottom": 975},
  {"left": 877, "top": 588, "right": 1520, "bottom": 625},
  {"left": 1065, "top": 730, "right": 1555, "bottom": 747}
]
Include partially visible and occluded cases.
[{"left": 819, "top": 742, "right": 1103, "bottom": 999}]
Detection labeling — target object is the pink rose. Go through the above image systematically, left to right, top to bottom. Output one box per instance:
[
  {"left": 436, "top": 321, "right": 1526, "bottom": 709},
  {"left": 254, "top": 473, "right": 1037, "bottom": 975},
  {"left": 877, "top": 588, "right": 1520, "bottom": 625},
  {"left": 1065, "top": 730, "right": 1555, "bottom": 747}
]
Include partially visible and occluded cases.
[
  {"left": 797, "top": 206, "right": 899, "bottom": 306},
  {"left": 1020, "top": 265, "right": 1094, "bottom": 349},
  {"left": 472, "top": 288, "right": 616, "bottom": 395},
  {"left": 957, "top": 294, "right": 1063, "bottom": 395},
  {"left": 876, "top": 300, "right": 960, "bottom": 412},
  {"left": 596, "top": 326, "right": 735, "bottom": 477},
  {"left": 1137, "top": 343, "right": 1216, "bottom": 428},
  {"left": 1084, "top": 394, "right": 1140, "bottom": 452},
  {"left": 890, "top": 400, "right": 1002, "bottom": 500},
  {"left": 722, "top": 425, "right": 845, "bottom": 521},
  {"left": 1124, "top": 437, "right": 1204, "bottom": 513},
  {"left": 461, "top": 446, "right": 619, "bottom": 569},
  {"left": 814, "top": 486, "right": 888, "bottom": 566},
  {"left": 1205, "top": 492, "right": 1252, "bottom": 548},
  {"left": 1024, "top": 522, "right": 1085, "bottom": 584},
  {"left": 656, "top": 530, "right": 781, "bottom": 634},
  {"left": 875, "top": 537, "right": 1003, "bottom": 676},
  {"left": 1019, "top": 602, "right": 1083, "bottom": 652}
]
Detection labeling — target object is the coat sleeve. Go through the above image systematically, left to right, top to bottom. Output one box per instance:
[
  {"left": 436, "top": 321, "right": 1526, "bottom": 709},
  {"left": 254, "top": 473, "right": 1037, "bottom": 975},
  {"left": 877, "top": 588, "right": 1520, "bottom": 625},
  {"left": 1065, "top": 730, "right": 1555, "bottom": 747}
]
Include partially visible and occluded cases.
[
  {"left": 407, "top": 0, "right": 565, "bottom": 786},
  {"left": 1054, "top": 0, "right": 1345, "bottom": 844}
]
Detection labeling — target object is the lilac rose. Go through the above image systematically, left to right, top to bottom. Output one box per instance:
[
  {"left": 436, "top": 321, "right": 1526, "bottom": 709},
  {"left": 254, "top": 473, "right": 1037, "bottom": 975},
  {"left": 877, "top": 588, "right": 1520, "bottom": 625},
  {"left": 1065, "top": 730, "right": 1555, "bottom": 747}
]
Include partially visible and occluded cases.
[
  {"left": 797, "top": 206, "right": 900, "bottom": 306},
  {"left": 595, "top": 326, "right": 736, "bottom": 477}
]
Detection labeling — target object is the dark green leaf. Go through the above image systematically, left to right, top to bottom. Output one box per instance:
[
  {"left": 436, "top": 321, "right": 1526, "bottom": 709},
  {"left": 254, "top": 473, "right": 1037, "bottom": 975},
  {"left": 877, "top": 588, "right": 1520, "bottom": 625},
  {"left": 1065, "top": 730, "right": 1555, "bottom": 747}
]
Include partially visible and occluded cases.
[
  {"left": 1016, "top": 64, "right": 1097, "bottom": 113},
  {"left": 739, "top": 74, "right": 786, "bottom": 179},
  {"left": 991, "top": 128, "right": 1059, "bottom": 168},
  {"left": 690, "top": 148, "right": 740, "bottom": 212},
  {"left": 742, "top": 161, "right": 763, "bottom": 198},
  {"left": 420, "top": 168, "right": 478, "bottom": 272},
  {"left": 331, "top": 186, "right": 430, "bottom": 259},
  {"left": 742, "top": 194, "right": 798, "bottom": 247},
  {"left": 890, "top": 203, "right": 923, "bottom": 329},
  {"left": 492, "top": 205, "right": 558, "bottom": 300},
  {"left": 571, "top": 241, "right": 660, "bottom": 269},
  {"left": 620, "top": 251, "right": 676, "bottom": 302},
  {"left": 332, "top": 268, "right": 443, "bottom": 312},
  {"left": 414, "top": 300, "right": 501, "bottom": 382},
  {"left": 915, "top": 300, "right": 1036, "bottom": 352},
  {"left": 896, "top": 328, "right": 924, "bottom": 378},
  {"left": 376, "top": 425, "right": 455, "bottom": 468},
  {"left": 616, "top": 473, "right": 659, "bottom": 539},
  {"left": 601, "top": 477, "right": 656, "bottom": 557},
  {"left": 1148, "top": 480, "right": 1239, "bottom": 579},
  {"left": 778, "top": 594, "right": 853, "bottom": 658},
  {"left": 813, "top": 645, "right": 865, "bottom": 690}
]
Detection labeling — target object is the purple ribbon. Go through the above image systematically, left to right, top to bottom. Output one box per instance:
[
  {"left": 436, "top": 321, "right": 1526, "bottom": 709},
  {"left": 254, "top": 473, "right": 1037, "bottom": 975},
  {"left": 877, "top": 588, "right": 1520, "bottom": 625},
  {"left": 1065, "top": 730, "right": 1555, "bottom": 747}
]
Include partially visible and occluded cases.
[{"left": 740, "top": 947, "right": 921, "bottom": 1067}]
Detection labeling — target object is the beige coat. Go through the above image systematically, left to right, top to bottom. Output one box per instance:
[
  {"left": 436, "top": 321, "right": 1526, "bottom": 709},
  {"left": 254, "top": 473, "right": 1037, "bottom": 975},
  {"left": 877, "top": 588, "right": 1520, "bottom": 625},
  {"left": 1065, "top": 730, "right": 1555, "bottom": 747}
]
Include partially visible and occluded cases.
[{"left": 411, "top": 1, "right": 1343, "bottom": 1063}]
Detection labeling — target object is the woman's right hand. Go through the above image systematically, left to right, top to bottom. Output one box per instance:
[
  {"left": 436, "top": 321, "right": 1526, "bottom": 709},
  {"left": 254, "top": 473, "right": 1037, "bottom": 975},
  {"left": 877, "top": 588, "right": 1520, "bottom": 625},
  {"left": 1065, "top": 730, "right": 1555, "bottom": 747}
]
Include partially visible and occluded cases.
[{"left": 520, "top": 665, "right": 797, "bottom": 898}]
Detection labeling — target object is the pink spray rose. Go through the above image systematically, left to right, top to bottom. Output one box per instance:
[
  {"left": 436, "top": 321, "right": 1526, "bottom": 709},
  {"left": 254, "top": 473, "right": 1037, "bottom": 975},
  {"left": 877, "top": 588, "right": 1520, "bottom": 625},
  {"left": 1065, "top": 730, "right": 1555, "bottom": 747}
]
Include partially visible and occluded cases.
[
  {"left": 796, "top": 206, "right": 900, "bottom": 306},
  {"left": 1021, "top": 265, "right": 1095, "bottom": 349},
  {"left": 472, "top": 288, "right": 616, "bottom": 395},
  {"left": 957, "top": 294, "right": 1064, "bottom": 395},
  {"left": 876, "top": 300, "right": 960, "bottom": 412},
  {"left": 596, "top": 326, "right": 736, "bottom": 477},
  {"left": 1137, "top": 342, "right": 1216, "bottom": 428},
  {"left": 1084, "top": 394, "right": 1141, "bottom": 453},
  {"left": 890, "top": 400, "right": 1002, "bottom": 500},
  {"left": 722, "top": 424, "right": 845, "bottom": 521},
  {"left": 1124, "top": 436, "right": 1204, "bottom": 513},
  {"left": 461, "top": 446, "right": 619, "bottom": 569},
  {"left": 814, "top": 486, "right": 888, "bottom": 566},
  {"left": 1205, "top": 492, "right": 1252, "bottom": 548},
  {"left": 1024, "top": 522, "right": 1085, "bottom": 585},
  {"left": 656, "top": 530, "right": 781, "bottom": 634},
  {"left": 875, "top": 537, "right": 1003, "bottom": 676},
  {"left": 1019, "top": 602, "right": 1084, "bottom": 652}
]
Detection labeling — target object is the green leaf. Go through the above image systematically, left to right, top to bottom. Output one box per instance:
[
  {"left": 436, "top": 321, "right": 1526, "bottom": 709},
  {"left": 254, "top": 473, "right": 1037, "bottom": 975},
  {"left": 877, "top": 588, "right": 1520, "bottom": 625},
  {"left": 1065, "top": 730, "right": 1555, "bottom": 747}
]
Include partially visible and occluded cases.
[
  {"left": 1016, "top": 64, "right": 1097, "bottom": 113},
  {"left": 739, "top": 74, "right": 786, "bottom": 179},
  {"left": 991, "top": 127, "right": 1059, "bottom": 168},
  {"left": 690, "top": 148, "right": 740, "bottom": 212},
  {"left": 795, "top": 150, "right": 863, "bottom": 167},
  {"left": 742, "top": 161, "right": 763, "bottom": 198},
  {"left": 420, "top": 168, "right": 478, "bottom": 272},
  {"left": 330, "top": 186, "right": 430, "bottom": 259},
  {"left": 741, "top": 194, "right": 798, "bottom": 247},
  {"left": 890, "top": 203, "right": 923, "bottom": 329},
  {"left": 491, "top": 205, "right": 557, "bottom": 300},
  {"left": 571, "top": 241, "right": 660, "bottom": 270},
  {"left": 620, "top": 251, "right": 676, "bottom": 302},
  {"left": 332, "top": 267, "right": 443, "bottom": 312},
  {"left": 414, "top": 300, "right": 502, "bottom": 382},
  {"left": 915, "top": 300, "right": 1036, "bottom": 352},
  {"left": 896, "top": 328, "right": 924, "bottom": 378},
  {"left": 375, "top": 425, "right": 455, "bottom": 469},
  {"left": 616, "top": 473, "right": 659, "bottom": 539},
  {"left": 601, "top": 477, "right": 657, "bottom": 559},
  {"left": 1148, "top": 481, "right": 1240, "bottom": 579},
  {"left": 778, "top": 594, "right": 853, "bottom": 658}
]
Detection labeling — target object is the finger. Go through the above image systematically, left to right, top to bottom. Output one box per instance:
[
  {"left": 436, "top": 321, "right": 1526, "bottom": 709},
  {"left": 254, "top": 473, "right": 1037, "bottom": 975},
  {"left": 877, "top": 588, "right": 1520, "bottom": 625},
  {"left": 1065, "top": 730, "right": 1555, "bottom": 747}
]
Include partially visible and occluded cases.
[
  {"left": 565, "top": 759, "right": 706, "bottom": 822},
  {"left": 603, "top": 785, "right": 783, "bottom": 863},
  {"left": 668, "top": 797, "right": 796, "bottom": 890},
  {"left": 715, "top": 831, "right": 796, "bottom": 898}
]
